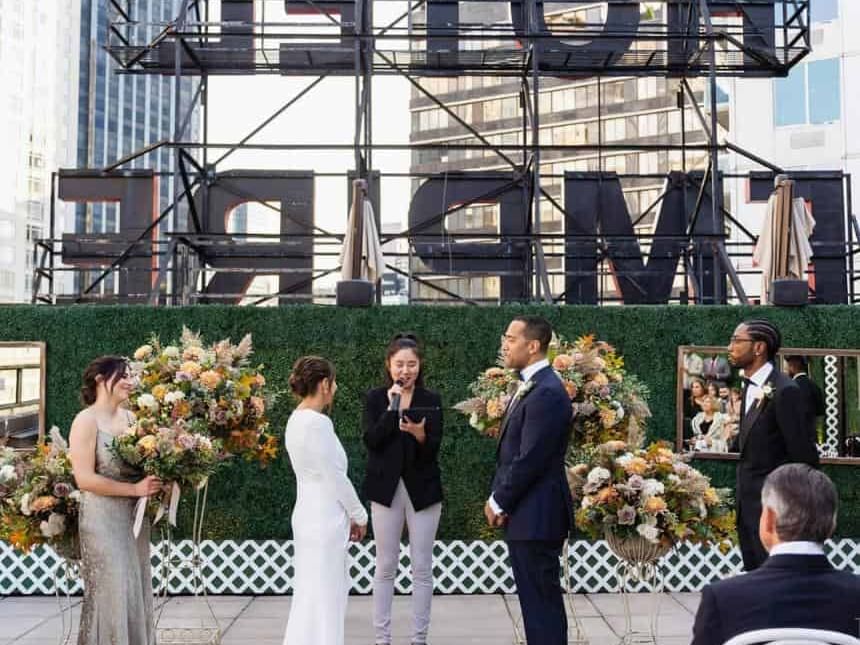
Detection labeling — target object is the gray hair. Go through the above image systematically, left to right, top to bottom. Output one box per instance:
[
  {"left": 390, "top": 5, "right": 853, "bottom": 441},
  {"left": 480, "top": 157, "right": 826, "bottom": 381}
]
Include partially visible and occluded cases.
[{"left": 761, "top": 464, "right": 838, "bottom": 543}]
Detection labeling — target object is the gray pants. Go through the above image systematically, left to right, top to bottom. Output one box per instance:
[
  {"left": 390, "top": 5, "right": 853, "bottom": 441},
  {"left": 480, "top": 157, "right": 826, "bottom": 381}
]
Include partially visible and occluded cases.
[{"left": 371, "top": 479, "right": 442, "bottom": 645}]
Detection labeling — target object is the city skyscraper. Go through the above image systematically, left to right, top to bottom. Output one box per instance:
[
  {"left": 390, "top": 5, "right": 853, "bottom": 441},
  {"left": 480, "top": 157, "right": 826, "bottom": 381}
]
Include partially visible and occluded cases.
[
  {"left": 0, "top": 0, "right": 81, "bottom": 303},
  {"left": 76, "top": 0, "right": 200, "bottom": 237},
  {"left": 407, "top": 4, "right": 715, "bottom": 303}
]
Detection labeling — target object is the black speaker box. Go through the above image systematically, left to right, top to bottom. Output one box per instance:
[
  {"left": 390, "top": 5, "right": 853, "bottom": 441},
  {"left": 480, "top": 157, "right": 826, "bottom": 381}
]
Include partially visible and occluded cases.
[
  {"left": 336, "top": 279, "right": 375, "bottom": 307},
  {"left": 769, "top": 279, "right": 808, "bottom": 306}
]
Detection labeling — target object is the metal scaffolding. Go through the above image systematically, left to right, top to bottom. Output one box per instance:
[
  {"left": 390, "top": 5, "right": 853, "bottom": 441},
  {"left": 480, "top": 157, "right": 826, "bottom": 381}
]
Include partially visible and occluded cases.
[{"left": 34, "top": 0, "right": 860, "bottom": 306}]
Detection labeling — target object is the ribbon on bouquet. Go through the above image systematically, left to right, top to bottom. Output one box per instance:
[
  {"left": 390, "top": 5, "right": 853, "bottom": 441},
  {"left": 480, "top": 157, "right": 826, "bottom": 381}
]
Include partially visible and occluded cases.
[{"left": 133, "top": 481, "right": 182, "bottom": 538}]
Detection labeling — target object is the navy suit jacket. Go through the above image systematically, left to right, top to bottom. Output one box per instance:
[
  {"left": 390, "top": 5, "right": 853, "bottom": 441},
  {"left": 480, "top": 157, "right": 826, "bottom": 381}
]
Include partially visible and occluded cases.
[
  {"left": 491, "top": 365, "right": 573, "bottom": 541},
  {"left": 691, "top": 554, "right": 860, "bottom": 645}
]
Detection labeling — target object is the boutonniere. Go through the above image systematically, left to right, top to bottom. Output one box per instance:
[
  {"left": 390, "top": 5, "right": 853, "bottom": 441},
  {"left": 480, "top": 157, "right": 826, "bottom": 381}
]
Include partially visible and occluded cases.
[
  {"left": 514, "top": 380, "right": 536, "bottom": 400},
  {"left": 754, "top": 384, "right": 774, "bottom": 403}
]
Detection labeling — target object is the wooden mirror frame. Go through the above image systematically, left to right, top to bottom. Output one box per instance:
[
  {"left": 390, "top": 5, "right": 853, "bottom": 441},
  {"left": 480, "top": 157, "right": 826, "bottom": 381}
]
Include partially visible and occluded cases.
[
  {"left": 0, "top": 341, "right": 47, "bottom": 450},
  {"left": 676, "top": 345, "right": 860, "bottom": 465}
]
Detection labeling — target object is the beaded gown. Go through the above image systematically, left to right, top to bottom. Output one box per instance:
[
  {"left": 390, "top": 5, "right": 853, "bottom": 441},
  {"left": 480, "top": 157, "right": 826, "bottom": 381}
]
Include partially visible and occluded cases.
[{"left": 77, "top": 419, "right": 153, "bottom": 645}]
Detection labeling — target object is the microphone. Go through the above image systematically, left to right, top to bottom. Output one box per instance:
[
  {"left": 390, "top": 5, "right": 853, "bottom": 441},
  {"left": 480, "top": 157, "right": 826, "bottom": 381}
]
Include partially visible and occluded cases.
[{"left": 389, "top": 379, "right": 405, "bottom": 411}]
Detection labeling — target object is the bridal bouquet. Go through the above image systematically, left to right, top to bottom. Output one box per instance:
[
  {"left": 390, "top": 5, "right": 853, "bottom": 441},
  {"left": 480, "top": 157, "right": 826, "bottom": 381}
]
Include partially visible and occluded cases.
[
  {"left": 128, "top": 327, "right": 278, "bottom": 463},
  {"left": 552, "top": 334, "right": 651, "bottom": 447},
  {"left": 112, "top": 420, "right": 220, "bottom": 536},
  {"left": 0, "top": 428, "right": 81, "bottom": 559},
  {"left": 568, "top": 440, "right": 735, "bottom": 552}
]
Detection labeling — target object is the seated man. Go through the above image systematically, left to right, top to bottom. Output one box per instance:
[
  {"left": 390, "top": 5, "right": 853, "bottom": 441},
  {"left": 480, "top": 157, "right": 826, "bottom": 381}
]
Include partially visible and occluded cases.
[{"left": 691, "top": 463, "right": 860, "bottom": 645}]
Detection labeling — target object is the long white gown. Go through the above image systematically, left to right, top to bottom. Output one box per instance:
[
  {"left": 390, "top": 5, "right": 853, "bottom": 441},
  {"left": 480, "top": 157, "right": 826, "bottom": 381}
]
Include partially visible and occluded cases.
[{"left": 283, "top": 408, "right": 368, "bottom": 645}]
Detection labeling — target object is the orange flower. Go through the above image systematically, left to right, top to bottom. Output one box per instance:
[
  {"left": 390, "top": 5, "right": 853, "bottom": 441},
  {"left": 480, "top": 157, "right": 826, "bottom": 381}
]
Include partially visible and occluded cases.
[
  {"left": 553, "top": 354, "right": 574, "bottom": 370},
  {"left": 180, "top": 361, "right": 202, "bottom": 377},
  {"left": 199, "top": 370, "right": 222, "bottom": 390},
  {"left": 562, "top": 381, "right": 578, "bottom": 399},
  {"left": 486, "top": 398, "right": 505, "bottom": 419},
  {"left": 172, "top": 400, "right": 191, "bottom": 419},
  {"left": 599, "top": 408, "right": 617, "bottom": 429},
  {"left": 603, "top": 440, "right": 627, "bottom": 452},
  {"left": 624, "top": 457, "right": 648, "bottom": 475},
  {"left": 596, "top": 486, "right": 619, "bottom": 503},
  {"left": 29, "top": 496, "right": 58, "bottom": 513},
  {"left": 644, "top": 496, "right": 667, "bottom": 514}
]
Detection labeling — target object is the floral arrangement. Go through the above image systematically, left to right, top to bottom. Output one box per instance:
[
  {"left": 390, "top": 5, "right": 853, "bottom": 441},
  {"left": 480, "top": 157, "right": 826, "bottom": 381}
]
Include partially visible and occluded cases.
[
  {"left": 118, "top": 327, "right": 278, "bottom": 533},
  {"left": 128, "top": 327, "right": 278, "bottom": 463},
  {"left": 454, "top": 334, "right": 651, "bottom": 447},
  {"left": 551, "top": 334, "right": 651, "bottom": 447},
  {"left": 452, "top": 360, "right": 519, "bottom": 438},
  {"left": 0, "top": 429, "right": 81, "bottom": 559},
  {"left": 567, "top": 440, "right": 735, "bottom": 552}
]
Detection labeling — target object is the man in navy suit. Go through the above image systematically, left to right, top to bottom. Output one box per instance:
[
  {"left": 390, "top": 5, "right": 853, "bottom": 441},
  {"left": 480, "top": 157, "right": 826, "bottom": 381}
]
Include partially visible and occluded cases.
[
  {"left": 485, "top": 316, "right": 573, "bottom": 645},
  {"left": 691, "top": 464, "right": 860, "bottom": 645}
]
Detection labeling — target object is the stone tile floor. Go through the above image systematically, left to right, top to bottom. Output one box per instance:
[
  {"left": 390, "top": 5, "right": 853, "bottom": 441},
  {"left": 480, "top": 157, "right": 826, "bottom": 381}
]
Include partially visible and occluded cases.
[{"left": 0, "top": 592, "right": 701, "bottom": 644}]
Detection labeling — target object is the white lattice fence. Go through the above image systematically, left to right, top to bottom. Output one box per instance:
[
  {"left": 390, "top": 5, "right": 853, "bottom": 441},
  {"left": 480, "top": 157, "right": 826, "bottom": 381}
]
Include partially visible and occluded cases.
[{"left": 1, "top": 539, "right": 859, "bottom": 596}]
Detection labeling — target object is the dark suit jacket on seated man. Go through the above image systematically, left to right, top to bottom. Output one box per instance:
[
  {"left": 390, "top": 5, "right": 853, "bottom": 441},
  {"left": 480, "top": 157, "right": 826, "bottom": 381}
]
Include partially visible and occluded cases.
[
  {"left": 485, "top": 316, "right": 573, "bottom": 645},
  {"left": 726, "top": 320, "right": 820, "bottom": 571},
  {"left": 691, "top": 464, "right": 860, "bottom": 645}
]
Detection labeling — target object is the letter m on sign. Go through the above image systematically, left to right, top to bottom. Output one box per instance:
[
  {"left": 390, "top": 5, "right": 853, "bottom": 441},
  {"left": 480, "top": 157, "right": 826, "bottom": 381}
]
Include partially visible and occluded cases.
[{"left": 564, "top": 171, "right": 725, "bottom": 304}]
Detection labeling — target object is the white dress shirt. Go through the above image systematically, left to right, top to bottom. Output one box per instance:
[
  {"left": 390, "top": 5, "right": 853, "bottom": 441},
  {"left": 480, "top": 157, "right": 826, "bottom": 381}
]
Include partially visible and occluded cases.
[
  {"left": 488, "top": 358, "right": 550, "bottom": 516},
  {"left": 744, "top": 362, "right": 774, "bottom": 413},
  {"left": 769, "top": 541, "right": 826, "bottom": 557}
]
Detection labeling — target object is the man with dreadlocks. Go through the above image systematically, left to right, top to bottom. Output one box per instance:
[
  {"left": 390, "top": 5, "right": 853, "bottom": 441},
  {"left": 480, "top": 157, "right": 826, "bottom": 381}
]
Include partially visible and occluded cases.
[{"left": 726, "top": 319, "right": 820, "bottom": 571}]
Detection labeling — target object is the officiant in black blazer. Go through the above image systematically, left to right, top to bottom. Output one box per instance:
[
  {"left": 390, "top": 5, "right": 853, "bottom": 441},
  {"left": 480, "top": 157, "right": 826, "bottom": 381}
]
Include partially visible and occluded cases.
[
  {"left": 726, "top": 319, "right": 819, "bottom": 571},
  {"left": 362, "top": 333, "right": 443, "bottom": 645},
  {"left": 692, "top": 464, "right": 860, "bottom": 645}
]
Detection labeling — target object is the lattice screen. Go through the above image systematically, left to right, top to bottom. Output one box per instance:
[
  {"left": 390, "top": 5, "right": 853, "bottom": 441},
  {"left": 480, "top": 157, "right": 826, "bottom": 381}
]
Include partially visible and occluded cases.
[{"left": 2, "top": 539, "right": 858, "bottom": 595}]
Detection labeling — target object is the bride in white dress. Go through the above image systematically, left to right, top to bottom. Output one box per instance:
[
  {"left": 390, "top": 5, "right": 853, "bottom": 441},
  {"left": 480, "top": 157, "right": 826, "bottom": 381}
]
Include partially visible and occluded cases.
[{"left": 283, "top": 356, "right": 368, "bottom": 645}]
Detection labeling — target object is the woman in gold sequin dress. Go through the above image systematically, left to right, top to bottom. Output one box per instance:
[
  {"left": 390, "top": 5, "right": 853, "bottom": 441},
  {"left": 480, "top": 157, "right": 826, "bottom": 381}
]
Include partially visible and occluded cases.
[{"left": 69, "top": 356, "right": 161, "bottom": 645}]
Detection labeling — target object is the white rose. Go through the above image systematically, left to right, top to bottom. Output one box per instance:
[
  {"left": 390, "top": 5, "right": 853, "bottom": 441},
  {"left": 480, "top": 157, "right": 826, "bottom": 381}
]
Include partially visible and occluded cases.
[
  {"left": 163, "top": 346, "right": 180, "bottom": 359},
  {"left": 164, "top": 390, "right": 185, "bottom": 405},
  {"left": 137, "top": 394, "right": 158, "bottom": 411},
  {"left": 197, "top": 436, "right": 212, "bottom": 451},
  {"left": 616, "top": 454, "right": 633, "bottom": 468},
  {"left": 0, "top": 464, "right": 16, "bottom": 483},
  {"left": 586, "top": 467, "right": 611, "bottom": 485},
  {"left": 641, "top": 479, "right": 665, "bottom": 498},
  {"left": 69, "top": 490, "right": 81, "bottom": 502},
  {"left": 39, "top": 513, "right": 66, "bottom": 538},
  {"left": 636, "top": 523, "right": 661, "bottom": 543}
]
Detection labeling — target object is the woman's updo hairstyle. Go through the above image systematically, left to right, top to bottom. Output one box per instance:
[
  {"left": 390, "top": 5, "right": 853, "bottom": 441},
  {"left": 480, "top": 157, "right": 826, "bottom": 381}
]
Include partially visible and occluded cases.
[
  {"left": 81, "top": 355, "right": 130, "bottom": 406},
  {"left": 289, "top": 356, "right": 335, "bottom": 398}
]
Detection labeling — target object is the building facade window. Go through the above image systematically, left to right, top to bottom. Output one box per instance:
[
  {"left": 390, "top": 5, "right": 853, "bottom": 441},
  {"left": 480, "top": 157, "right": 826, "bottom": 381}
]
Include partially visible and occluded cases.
[
  {"left": 811, "top": 0, "right": 838, "bottom": 23},
  {"left": 774, "top": 58, "right": 841, "bottom": 126}
]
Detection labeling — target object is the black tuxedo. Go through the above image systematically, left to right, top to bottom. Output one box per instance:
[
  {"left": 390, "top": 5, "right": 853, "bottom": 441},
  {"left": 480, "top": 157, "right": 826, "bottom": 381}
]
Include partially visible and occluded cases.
[
  {"left": 491, "top": 365, "right": 573, "bottom": 645},
  {"left": 731, "top": 367, "right": 819, "bottom": 570},
  {"left": 361, "top": 386, "right": 443, "bottom": 511},
  {"left": 692, "top": 553, "right": 860, "bottom": 645}
]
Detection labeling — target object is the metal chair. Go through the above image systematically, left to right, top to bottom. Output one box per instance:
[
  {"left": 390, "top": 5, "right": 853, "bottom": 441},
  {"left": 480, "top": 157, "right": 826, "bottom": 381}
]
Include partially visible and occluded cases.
[{"left": 723, "top": 628, "right": 860, "bottom": 645}]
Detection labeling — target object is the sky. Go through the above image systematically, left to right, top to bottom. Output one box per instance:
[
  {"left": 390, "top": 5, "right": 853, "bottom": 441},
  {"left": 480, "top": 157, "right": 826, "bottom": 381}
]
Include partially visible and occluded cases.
[{"left": 207, "top": 0, "right": 414, "bottom": 238}]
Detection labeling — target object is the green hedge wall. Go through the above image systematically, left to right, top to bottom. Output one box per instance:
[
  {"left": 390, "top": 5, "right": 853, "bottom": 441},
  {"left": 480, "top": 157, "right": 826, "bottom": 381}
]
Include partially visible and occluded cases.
[{"left": 1, "top": 305, "right": 858, "bottom": 539}]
